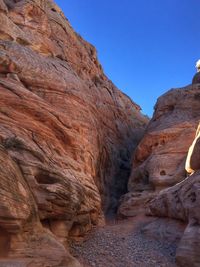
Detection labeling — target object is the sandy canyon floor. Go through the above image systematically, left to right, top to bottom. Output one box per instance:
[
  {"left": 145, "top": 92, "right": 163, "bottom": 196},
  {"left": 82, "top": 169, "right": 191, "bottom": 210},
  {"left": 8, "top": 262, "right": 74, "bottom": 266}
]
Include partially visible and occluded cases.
[{"left": 70, "top": 216, "right": 178, "bottom": 267}]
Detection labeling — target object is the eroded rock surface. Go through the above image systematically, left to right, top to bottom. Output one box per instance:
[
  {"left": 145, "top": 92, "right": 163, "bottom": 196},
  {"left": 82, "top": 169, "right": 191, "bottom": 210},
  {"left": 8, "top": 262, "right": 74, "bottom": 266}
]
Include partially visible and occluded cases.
[
  {"left": 0, "top": 0, "right": 147, "bottom": 265},
  {"left": 119, "top": 83, "right": 200, "bottom": 218},
  {"left": 148, "top": 123, "right": 200, "bottom": 267}
]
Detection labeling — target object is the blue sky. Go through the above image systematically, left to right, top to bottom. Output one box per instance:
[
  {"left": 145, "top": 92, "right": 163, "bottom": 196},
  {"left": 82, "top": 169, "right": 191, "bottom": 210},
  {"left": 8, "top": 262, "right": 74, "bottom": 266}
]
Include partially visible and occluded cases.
[{"left": 55, "top": 0, "right": 200, "bottom": 116}]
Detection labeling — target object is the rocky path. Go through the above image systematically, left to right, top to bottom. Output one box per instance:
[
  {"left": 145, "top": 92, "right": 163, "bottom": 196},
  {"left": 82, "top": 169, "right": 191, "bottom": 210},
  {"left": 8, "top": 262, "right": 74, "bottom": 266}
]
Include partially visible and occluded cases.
[{"left": 70, "top": 216, "right": 178, "bottom": 267}]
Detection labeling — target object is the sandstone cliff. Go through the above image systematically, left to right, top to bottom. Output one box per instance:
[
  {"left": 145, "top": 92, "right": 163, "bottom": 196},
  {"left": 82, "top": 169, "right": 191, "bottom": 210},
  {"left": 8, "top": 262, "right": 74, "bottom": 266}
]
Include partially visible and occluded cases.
[
  {"left": 0, "top": 0, "right": 148, "bottom": 266},
  {"left": 118, "top": 71, "right": 200, "bottom": 266},
  {"left": 118, "top": 83, "right": 200, "bottom": 218},
  {"left": 149, "top": 122, "right": 200, "bottom": 267}
]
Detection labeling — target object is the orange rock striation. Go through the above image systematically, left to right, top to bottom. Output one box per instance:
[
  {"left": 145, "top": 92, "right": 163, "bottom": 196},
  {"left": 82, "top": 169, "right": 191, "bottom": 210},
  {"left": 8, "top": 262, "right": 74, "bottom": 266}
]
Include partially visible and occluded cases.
[{"left": 0, "top": 0, "right": 148, "bottom": 266}]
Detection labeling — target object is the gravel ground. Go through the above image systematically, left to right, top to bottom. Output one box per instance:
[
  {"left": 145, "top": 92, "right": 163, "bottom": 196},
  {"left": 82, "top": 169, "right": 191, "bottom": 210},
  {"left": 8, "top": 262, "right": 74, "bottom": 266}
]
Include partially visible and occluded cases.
[{"left": 70, "top": 217, "right": 177, "bottom": 267}]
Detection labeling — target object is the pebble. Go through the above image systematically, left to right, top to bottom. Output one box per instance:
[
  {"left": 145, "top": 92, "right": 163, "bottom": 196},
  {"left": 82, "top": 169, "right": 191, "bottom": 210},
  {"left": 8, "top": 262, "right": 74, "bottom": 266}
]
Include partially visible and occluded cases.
[{"left": 70, "top": 220, "right": 177, "bottom": 267}]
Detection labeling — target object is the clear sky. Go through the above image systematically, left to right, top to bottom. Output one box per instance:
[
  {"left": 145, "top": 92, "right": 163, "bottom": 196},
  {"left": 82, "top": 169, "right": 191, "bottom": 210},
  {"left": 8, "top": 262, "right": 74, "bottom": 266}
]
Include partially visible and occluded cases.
[{"left": 55, "top": 0, "right": 200, "bottom": 117}]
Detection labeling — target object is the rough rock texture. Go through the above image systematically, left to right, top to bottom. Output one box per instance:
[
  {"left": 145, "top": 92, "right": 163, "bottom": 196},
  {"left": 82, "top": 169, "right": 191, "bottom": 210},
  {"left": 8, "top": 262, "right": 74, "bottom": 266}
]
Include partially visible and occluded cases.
[
  {"left": 0, "top": 0, "right": 148, "bottom": 265},
  {"left": 119, "top": 83, "right": 200, "bottom": 218},
  {"left": 148, "top": 123, "right": 200, "bottom": 267},
  {"left": 0, "top": 145, "right": 81, "bottom": 267},
  {"left": 118, "top": 191, "right": 156, "bottom": 218},
  {"left": 141, "top": 218, "right": 185, "bottom": 244}
]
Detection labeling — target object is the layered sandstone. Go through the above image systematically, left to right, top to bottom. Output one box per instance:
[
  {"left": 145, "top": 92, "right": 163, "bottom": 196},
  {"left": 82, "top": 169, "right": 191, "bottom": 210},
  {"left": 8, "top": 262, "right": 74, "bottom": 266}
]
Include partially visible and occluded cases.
[
  {"left": 0, "top": 0, "right": 147, "bottom": 266},
  {"left": 119, "top": 68, "right": 200, "bottom": 266},
  {"left": 119, "top": 83, "right": 200, "bottom": 218},
  {"left": 149, "top": 123, "right": 200, "bottom": 267}
]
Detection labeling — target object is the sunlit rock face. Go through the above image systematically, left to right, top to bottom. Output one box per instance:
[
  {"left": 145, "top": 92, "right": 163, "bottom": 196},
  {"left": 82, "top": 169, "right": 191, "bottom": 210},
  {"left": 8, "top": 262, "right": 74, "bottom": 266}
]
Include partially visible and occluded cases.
[
  {"left": 0, "top": 0, "right": 148, "bottom": 265},
  {"left": 118, "top": 83, "right": 200, "bottom": 218}
]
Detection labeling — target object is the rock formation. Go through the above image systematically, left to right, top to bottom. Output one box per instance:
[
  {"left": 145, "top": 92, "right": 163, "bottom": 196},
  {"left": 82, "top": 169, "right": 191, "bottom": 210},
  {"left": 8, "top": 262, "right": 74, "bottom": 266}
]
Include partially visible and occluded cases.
[
  {"left": 0, "top": 0, "right": 148, "bottom": 266},
  {"left": 3, "top": 0, "right": 200, "bottom": 266},
  {"left": 118, "top": 66, "right": 200, "bottom": 266},
  {"left": 118, "top": 82, "right": 200, "bottom": 218},
  {"left": 148, "top": 123, "right": 200, "bottom": 267}
]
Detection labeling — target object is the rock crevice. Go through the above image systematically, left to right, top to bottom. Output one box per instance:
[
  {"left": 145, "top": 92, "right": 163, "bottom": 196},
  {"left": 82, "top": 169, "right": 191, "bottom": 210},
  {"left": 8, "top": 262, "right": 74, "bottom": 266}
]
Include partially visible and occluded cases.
[{"left": 0, "top": 0, "right": 148, "bottom": 265}]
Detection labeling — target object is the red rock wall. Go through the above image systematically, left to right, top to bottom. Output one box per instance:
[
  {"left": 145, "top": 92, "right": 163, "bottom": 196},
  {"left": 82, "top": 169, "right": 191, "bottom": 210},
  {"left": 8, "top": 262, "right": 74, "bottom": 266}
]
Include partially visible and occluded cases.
[
  {"left": 0, "top": 0, "right": 147, "bottom": 265},
  {"left": 120, "top": 82, "right": 200, "bottom": 266},
  {"left": 118, "top": 84, "right": 200, "bottom": 218},
  {"left": 130, "top": 84, "right": 200, "bottom": 191},
  {"left": 148, "top": 123, "right": 200, "bottom": 266}
]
